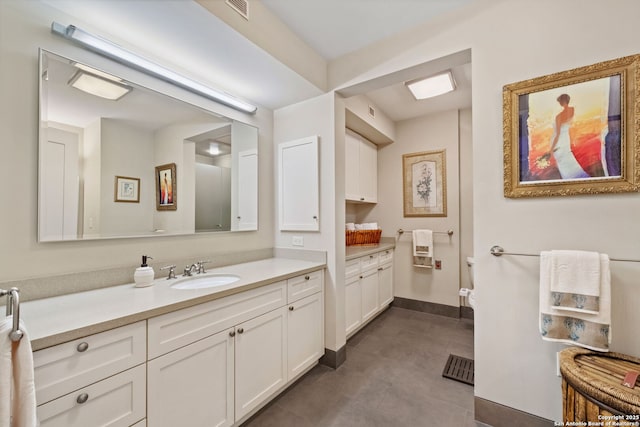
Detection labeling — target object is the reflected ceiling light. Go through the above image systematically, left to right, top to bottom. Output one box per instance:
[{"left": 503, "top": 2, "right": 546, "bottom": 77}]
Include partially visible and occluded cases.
[
  {"left": 51, "top": 22, "right": 258, "bottom": 114},
  {"left": 68, "top": 70, "right": 132, "bottom": 100},
  {"left": 405, "top": 71, "right": 456, "bottom": 100},
  {"left": 209, "top": 142, "right": 220, "bottom": 156}
]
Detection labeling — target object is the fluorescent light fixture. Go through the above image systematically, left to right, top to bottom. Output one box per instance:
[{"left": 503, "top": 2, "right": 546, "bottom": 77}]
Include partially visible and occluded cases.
[
  {"left": 51, "top": 22, "right": 258, "bottom": 114},
  {"left": 74, "top": 63, "right": 123, "bottom": 83},
  {"left": 69, "top": 70, "right": 132, "bottom": 100},
  {"left": 405, "top": 71, "right": 456, "bottom": 100},
  {"left": 209, "top": 142, "right": 220, "bottom": 156}
]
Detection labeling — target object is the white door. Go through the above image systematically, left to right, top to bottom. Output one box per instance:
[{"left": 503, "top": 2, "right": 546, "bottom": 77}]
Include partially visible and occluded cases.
[
  {"left": 39, "top": 127, "right": 79, "bottom": 241},
  {"left": 344, "top": 131, "right": 361, "bottom": 201},
  {"left": 278, "top": 136, "right": 319, "bottom": 231},
  {"left": 359, "top": 138, "right": 378, "bottom": 203},
  {"left": 236, "top": 148, "right": 257, "bottom": 230},
  {"left": 378, "top": 263, "right": 394, "bottom": 307},
  {"left": 361, "top": 268, "right": 379, "bottom": 323},
  {"left": 345, "top": 274, "right": 362, "bottom": 336},
  {"left": 287, "top": 292, "right": 323, "bottom": 381},
  {"left": 235, "top": 307, "right": 287, "bottom": 421},
  {"left": 147, "top": 329, "right": 234, "bottom": 427}
]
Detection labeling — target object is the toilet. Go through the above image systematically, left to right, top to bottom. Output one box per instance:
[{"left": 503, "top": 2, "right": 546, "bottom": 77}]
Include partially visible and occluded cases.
[{"left": 460, "top": 257, "right": 476, "bottom": 309}]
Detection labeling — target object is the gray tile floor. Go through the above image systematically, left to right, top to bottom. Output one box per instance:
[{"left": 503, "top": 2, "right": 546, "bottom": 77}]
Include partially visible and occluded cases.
[{"left": 243, "top": 306, "right": 479, "bottom": 427}]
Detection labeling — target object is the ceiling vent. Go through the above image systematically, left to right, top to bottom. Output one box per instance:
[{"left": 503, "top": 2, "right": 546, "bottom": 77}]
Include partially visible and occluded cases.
[{"left": 226, "top": 0, "right": 249, "bottom": 20}]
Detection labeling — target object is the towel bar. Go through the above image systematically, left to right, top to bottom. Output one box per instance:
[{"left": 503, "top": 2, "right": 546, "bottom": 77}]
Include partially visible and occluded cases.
[
  {"left": 397, "top": 228, "right": 454, "bottom": 236},
  {"left": 490, "top": 245, "right": 640, "bottom": 263},
  {"left": 1, "top": 288, "right": 23, "bottom": 342}
]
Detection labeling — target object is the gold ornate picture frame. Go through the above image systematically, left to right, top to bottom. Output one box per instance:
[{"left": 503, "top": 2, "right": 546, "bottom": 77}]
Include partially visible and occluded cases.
[
  {"left": 503, "top": 54, "right": 640, "bottom": 198},
  {"left": 402, "top": 149, "right": 447, "bottom": 217},
  {"left": 155, "top": 163, "right": 177, "bottom": 211}
]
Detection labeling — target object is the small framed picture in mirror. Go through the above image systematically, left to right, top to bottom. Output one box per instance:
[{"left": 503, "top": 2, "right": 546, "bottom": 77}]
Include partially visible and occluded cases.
[
  {"left": 155, "top": 163, "right": 177, "bottom": 211},
  {"left": 114, "top": 176, "right": 140, "bottom": 203}
]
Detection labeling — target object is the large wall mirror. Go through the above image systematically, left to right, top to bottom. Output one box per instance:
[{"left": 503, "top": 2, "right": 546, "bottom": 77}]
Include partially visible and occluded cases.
[{"left": 38, "top": 50, "right": 258, "bottom": 242}]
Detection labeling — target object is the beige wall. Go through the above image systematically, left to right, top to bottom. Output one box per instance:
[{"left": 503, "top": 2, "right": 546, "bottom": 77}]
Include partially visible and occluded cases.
[
  {"left": 329, "top": 0, "right": 640, "bottom": 420},
  {"left": 0, "top": 1, "right": 274, "bottom": 284},
  {"left": 362, "top": 109, "right": 462, "bottom": 307}
]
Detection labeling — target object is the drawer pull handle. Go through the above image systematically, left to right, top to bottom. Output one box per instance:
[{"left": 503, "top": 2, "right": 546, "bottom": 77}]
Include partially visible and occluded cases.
[
  {"left": 378, "top": 267, "right": 383, "bottom": 271},
  {"left": 304, "top": 275, "right": 310, "bottom": 280},
  {"left": 289, "top": 306, "right": 294, "bottom": 311},
  {"left": 237, "top": 328, "right": 244, "bottom": 334},
  {"left": 229, "top": 331, "right": 236, "bottom": 337},
  {"left": 76, "top": 342, "right": 89, "bottom": 353},
  {"left": 76, "top": 393, "right": 89, "bottom": 404}
]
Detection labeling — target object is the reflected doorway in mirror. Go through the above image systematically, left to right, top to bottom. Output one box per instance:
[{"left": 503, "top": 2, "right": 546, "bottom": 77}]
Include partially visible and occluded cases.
[{"left": 155, "top": 163, "right": 177, "bottom": 211}]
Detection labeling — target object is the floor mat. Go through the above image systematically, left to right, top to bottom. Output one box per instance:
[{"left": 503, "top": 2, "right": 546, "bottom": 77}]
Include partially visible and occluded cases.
[{"left": 442, "top": 354, "right": 474, "bottom": 386}]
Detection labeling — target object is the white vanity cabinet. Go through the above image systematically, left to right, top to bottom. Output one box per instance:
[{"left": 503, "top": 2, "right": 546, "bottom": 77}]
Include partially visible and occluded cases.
[
  {"left": 345, "top": 129, "right": 377, "bottom": 203},
  {"left": 345, "top": 249, "right": 394, "bottom": 338},
  {"left": 146, "top": 269, "right": 324, "bottom": 426},
  {"left": 33, "top": 321, "right": 147, "bottom": 427}
]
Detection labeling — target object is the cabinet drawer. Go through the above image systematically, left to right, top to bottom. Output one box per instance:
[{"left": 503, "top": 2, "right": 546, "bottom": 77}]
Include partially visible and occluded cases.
[
  {"left": 378, "top": 249, "right": 394, "bottom": 265},
  {"left": 359, "top": 253, "right": 379, "bottom": 271},
  {"left": 345, "top": 259, "right": 360, "bottom": 279},
  {"left": 287, "top": 270, "right": 323, "bottom": 303},
  {"left": 148, "top": 280, "right": 286, "bottom": 359},
  {"left": 34, "top": 321, "right": 146, "bottom": 405},
  {"left": 37, "top": 364, "right": 146, "bottom": 427}
]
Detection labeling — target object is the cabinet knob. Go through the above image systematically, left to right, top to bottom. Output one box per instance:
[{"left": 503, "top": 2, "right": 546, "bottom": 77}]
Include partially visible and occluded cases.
[
  {"left": 360, "top": 197, "right": 364, "bottom": 201},
  {"left": 313, "top": 216, "right": 318, "bottom": 220},
  {"left": 378, "top": 267, "right": 383, "bottom": 271},
  {"left": 304, "top": 275, "right": 310, "bottom": 280},
  {"left": 359, "top": 275, "right": 363, "bottom": 279},
  {"left": 289, "top": 306, "right": 294, "bottom": 311},
  {"left": 237, "top": 328, "right": 244, "bottom": 334},
  {"left": 229, "top": 330, "right": 236, "bottom": 337},
  {"left": 76, "top": 342, "right": 89, "bottom": 353},
  {"left": 76, "top": 393, "right": 89, "bottom": 404}
]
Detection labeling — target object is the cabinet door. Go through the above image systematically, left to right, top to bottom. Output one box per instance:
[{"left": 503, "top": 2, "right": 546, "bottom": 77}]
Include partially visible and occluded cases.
[
  {"left": 345, "top": 131, "right": 361, "bottom": 201},
  {"left": 278, "top": 136, "right": 319, "bottom": 231},
  {"left": 359, "top": 138, "right": 378, "bottom": 203},
  {"left": 378, "top": 262, "right": 393, "bottom": 307},
  {"left": 361, "top": 268, "right": 379, "bottom": 323},
  {"left": 345, "top": 274, "right": 362, "bottom": 336},
  {"left": 287, "top": 292, "right": 324, "bottom": 381},
  {"left": 235, "top": 307, "right": 287, "bottom": 421},
  {"left": 147, "top": 330, "right": 234, "bottom": 427},
  {"left": 37, "top": 364, "right": 145, "bottom": 427}
]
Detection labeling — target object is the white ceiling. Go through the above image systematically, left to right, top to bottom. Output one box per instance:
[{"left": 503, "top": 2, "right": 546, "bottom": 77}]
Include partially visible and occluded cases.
[
  {"left": 41, "top": 0, "right": 473, "bottom": 121},
  {"left": 261, "top": 0, "right": 474, "bottom": 61}
]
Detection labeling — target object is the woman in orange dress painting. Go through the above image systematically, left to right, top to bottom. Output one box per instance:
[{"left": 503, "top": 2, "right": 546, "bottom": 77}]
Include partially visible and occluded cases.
[{"left": 547, "top": 94, "right": 590, "bottom": 180}]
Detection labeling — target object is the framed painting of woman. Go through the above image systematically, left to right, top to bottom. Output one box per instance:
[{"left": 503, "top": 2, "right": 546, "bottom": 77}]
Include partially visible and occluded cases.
[
  {"left": 503, "top": 54, "right": 640, "bottom": 198},
  {"left": 155, "top": 163, "right": 177, "bottom": 210}
]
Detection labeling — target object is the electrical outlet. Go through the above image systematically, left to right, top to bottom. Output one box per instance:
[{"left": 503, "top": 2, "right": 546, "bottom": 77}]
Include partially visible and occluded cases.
[
  {"left": 292, "top": 236, "right": 304, "bottom": 247},
  {"left": 435, "top": 260, "right": 442, "bottom": 269}
]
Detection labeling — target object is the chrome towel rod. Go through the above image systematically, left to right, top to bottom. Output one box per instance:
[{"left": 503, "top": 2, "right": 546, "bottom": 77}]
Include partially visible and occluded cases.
[
  {"left": 397, "top": 228, "right": 454, "bottom": 236},
  {"left": 490, "top": 245, "right": 640, "bottom": 263},
  {"left": 1, "top": 288, "right": 23, "bottom": 342}
]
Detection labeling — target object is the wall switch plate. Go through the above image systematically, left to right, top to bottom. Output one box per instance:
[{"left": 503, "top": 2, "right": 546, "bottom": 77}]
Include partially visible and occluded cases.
[
  {"left": 292, "top": 235, "right": 304, "bottom": 246},
  {"left": 435, "top": 260, "right": 442, "bottom": 269}
]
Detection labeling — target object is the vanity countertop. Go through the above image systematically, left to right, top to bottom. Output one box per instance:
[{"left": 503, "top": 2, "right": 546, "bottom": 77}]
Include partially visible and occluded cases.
[
  {"left": 346, "top": 241, "right": 395, "bottom": 261},
  {"left": 15, "top": 257, "right": 325, "bottom": 351}
]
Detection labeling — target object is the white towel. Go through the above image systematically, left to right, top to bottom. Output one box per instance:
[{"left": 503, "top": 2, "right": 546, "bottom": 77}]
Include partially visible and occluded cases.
[
  {"left": 345, "top": 223, "right": 355, "bottom": 231},
  {"left": 412, "top": 230, "right": 433, "bottom": 257},
  {"left": 550, "top": 250, "right": 601, "bottom": 314},
  {"left": 540, "top": 251, "right": 611, "bottom": 352},
  {"left": 0, "top": 317, "right": 38, "bottom": 427}
]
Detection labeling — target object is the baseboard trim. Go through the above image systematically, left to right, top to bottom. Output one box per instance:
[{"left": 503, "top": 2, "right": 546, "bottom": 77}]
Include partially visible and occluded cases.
[
  {"left": 392, "top": 296, "right": 460, "bottom": 318},
  {"left": 319, "top": 345, "right": 346, "bottom": 369},
  {"left": 474, "top": 397, "right": 554, "bottom": 427}
]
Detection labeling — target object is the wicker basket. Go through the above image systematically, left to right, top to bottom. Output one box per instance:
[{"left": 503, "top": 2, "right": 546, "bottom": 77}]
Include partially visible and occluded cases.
[
  {"left": 346, "top": 229, "right": 382, "bottom": 246},
  {"left": 560, "top": 347, "right": 640, "bottom": 419}
]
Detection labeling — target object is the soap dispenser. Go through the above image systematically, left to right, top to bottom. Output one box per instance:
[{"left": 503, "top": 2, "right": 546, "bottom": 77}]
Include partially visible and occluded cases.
[{"left": 134, "top": 255, "right": 155, "bottom": 288}]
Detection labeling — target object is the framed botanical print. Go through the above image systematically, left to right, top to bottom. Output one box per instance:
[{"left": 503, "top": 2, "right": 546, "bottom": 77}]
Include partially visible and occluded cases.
[
  {"left": 402, "top": 149, "right": 447, "bottom": 217},
  {"left": 114, "top": 176, "right": 140, "bottom": 203}
]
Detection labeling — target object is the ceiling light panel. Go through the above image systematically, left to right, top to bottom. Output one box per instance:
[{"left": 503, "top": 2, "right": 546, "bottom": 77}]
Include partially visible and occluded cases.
[{"left": 405, "top": 71, "right": 456, "bottom": 100}]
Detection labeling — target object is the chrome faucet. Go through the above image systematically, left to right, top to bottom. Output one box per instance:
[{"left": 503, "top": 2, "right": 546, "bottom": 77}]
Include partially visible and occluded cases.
[{"left": 183, "top": 263, "right": 199, "bottom": 277}]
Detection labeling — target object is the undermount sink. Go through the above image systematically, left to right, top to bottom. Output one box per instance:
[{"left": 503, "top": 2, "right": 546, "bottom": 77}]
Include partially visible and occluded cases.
[{"left": 171, "top": 274, "right": 240, "bottom": 290}]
